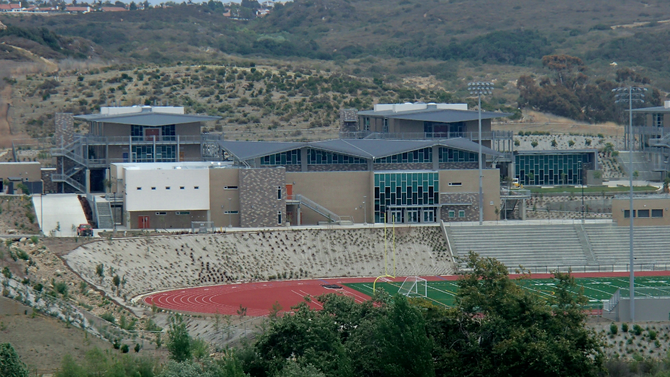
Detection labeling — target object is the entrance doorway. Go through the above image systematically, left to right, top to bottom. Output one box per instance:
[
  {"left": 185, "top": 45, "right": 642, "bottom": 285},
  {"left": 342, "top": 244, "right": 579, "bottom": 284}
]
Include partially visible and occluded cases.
[
  {"left": 144, "top": 128, "right": 160, "bottom": 142},
  {"left": 406, "top": 208, "right": 419, "bottom": 223},
  {"left": 138, "top": 216, "right": 150, "bottom": 229}
]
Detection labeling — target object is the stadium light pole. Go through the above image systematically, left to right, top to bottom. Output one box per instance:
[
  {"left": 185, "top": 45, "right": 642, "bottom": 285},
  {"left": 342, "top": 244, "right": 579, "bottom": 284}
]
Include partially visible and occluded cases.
[
  {"left": 468, "top": 81, "right": 493, "bottom": 225},
  {"left": 613, "top": 85, "right": 646, "bottom": 323}
]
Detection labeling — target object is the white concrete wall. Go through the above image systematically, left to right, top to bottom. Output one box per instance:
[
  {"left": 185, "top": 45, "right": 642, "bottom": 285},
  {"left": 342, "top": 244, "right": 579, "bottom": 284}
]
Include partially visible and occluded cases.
[{"left": 124, "top": 168, "right": 210, "bottom": 211}]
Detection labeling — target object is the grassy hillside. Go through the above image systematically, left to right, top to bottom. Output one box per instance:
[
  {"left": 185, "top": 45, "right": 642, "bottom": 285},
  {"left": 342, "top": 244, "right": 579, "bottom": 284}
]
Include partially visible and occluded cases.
[{"left": 1, "top": 0, "right": 670, "bottom": 85}]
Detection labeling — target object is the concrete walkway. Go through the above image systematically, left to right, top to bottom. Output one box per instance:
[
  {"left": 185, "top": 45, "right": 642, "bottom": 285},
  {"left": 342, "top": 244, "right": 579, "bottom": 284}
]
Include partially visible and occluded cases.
[{"left": 33, "top": 194, "right": 88, "bottom": 237}]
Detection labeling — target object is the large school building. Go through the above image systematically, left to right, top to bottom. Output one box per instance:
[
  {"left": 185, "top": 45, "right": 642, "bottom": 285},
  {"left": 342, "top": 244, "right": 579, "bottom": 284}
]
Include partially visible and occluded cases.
[{"left": 109, "top": 138, "right": 504, "bottom": 229}]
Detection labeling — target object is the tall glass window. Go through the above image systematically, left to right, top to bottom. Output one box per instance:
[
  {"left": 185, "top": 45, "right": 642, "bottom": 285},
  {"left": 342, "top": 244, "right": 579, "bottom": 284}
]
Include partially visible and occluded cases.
[
  {"left": 131, "top": 125, "right": 176, "bottom": 141},
  {"left": 132, "top": 145, "right": 176, "bottom": 162},
  {"left": 439, "top": 147, "right": 478, "bottom": 163},
  {"left": 376, "top": 148, "right": 432, "bottom": 164},
  {"left": 307, "top": 149, "right": 366, "bottom": 165},
  {"left": 260, "top": 150, "right": 301, "bottom": 165},
  {"left": 515, "top": 153, "right": 585, "bottom": 185},
  {"left": 374, "top": 172, "right": 439, "bottom": 223}
]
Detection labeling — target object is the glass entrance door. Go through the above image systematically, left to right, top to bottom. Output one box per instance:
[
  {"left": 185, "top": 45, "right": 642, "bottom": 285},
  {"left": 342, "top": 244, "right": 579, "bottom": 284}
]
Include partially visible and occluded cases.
[
  {"left": 406, "top": 209, "right": 419, "bottom": 223},
  {"left": 422, "top": 209, "right": 435, "bottom": 223}
]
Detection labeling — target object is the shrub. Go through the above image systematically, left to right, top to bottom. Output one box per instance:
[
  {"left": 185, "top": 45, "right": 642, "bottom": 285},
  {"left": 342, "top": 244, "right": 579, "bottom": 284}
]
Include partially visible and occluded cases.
[
  {"left": 551, "top": 139, "right": 557, "bottom": 147},
  {"left": 531, "top": 140, "right": 538, "bottom": 148},
  {"left": 568, "top": 140, "right": 575, "bottom": 147},
  {"left": 16, "top": 250, "right": 30, "bottom": 261},
  {"left": 1, "top": 267, "right": 11, "bottom": 279},
  {"left": 53, "top": 281, "right": 68, "bottom": 296},
  {"left": 33, "top": 283, "right": 43, "bottom": 292},
  {"left": 101, "top": 312, "right": 116, "bottom": 324},
  {"left": 610, "top": 323, "right": 618, "bottom": 335},
  {"left": 622, "top": 323, "right": 629, "bottom": 332},
  {"left": 633, "top": 324, "right": 643, "bottom": 336},
  {"left": 649, "top": 330, "right": 657, "bottom": 340},
  {"left": 120, "top": 344, "right": 129, "bottom": 353}
]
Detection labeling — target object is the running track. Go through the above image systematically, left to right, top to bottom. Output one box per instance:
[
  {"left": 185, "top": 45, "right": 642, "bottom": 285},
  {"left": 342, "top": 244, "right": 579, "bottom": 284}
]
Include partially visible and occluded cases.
[{"left": 142, "top": 271, "right": 670, "bottom": 316}]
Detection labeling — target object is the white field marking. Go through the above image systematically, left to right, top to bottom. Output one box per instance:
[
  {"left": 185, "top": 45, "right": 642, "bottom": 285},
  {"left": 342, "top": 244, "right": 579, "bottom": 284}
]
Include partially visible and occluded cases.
[{"left": 298, "top": 290, "right": 324, "bottom": 308}]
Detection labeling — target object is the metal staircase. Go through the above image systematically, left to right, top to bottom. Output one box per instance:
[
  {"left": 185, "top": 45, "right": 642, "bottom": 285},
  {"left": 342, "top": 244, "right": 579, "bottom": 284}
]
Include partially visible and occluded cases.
[
  {"left": 51, "top": 137, "right": 87, "bottom": 193},
  {"left": 296, "top": 194, "right": 345, "bottom": 224}
]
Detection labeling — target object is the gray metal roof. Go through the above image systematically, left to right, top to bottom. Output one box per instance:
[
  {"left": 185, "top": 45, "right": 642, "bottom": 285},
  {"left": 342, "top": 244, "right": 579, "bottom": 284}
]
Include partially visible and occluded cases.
[
  {"left": 631, "top": 106, "right": 670, "bottom": 114},
  {"left": 357, "top": 108, "right": 511, "bottom": 122},
  {"left": 75, "top": 112, "right": 221, "bottom": 126},
  {"left": 218, "top": 138, "right": 502, "bottom": 162},
  {"left": 219, "top": 141, "right": 305, "bottom": 161}
]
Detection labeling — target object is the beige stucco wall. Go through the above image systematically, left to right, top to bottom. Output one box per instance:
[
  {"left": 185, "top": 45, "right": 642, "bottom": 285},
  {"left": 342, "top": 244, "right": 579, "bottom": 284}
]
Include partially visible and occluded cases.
[
  {"left": 390, "top": 119, "right": 423, "bottom": 134},
  {"left": 175, "top": 123, "right": 201, "bottom": 135},
  {"left": 0, "top": 162, "right": 41, "bottom": 181},
  {"left": 209, "top": 168, "right": 240, "bottom": 227},
  {"left": 438, "top": 168, "right": 501, "bottom": 221},
  {"left": 287, "top": 171, "right": 372, "bottom": 225},
  {"left": 613, "top": 197, "right": 670, "bottom": 226},
  {"left": 129, "top": 210, "right": 208, "bottom": 229}
]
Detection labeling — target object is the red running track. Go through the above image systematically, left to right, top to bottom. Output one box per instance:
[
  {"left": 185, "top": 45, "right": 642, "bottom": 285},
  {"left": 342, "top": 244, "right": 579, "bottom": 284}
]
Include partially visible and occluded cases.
[
  {"left": 143, "top": 271, "right": 670, "bottom": 316},
  {"left": 144, "top": 276, "right": 418, "bottom": 316}
]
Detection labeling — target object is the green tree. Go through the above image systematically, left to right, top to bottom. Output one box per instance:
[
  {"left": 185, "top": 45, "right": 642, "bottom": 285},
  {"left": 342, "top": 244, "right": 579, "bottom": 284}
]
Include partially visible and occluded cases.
[
  {"left": 428, "top": 252, "right": 604, "bottom": 377},
  {"left": 167, "top": 314, "right": 192, "bottom": 362},
  {"left": 0, "top": 343, "right": 29, "bottom": 377}
]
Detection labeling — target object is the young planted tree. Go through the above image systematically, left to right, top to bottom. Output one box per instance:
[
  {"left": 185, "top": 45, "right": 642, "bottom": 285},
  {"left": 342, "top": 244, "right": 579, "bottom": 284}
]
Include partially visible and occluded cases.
[
  {"left": 167, "top": 314, "right": 192, "bottom": 363},
  {"left": 0, "top": 343, "right": 29, "bottom": 377}
]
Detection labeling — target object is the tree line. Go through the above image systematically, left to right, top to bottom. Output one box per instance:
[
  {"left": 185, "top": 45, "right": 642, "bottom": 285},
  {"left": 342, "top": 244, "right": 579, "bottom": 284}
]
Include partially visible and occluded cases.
[{"left": 517, "top": 55, "right": 663, "bottom": 124}]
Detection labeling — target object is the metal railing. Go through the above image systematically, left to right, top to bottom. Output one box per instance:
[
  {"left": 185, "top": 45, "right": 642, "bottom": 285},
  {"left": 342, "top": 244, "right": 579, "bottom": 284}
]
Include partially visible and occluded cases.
[
  {"left": 339, "top": 130, "right": 514, "bottom": 141},
  {"left": 51, "top": 174, "right": 85, "bottom": 192},
  {"left": 295, "top": 194, "right": 341, "bottom": 223},
  {"left": 493, "top": 263, "right": 670, "bottom": 274},
  {"left": 603, "top": 289, "right": 621, "bottom": 312}
]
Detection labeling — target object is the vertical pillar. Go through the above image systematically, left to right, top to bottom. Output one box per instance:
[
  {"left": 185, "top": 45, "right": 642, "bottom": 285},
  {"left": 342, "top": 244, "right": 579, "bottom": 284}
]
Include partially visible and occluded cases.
[
  {"left": 177, "top": 134, "right": 180, "bottom": 162},
  {"left": 129, "top": 135, "right": 133, "bottom": 163},
  {"left": 153, "top": 136, "right": 156, "bottom": 163},
  {"left": 301, "top": 147, "right": 308, "bottom": 172},
  {"left": 85, "top": 168, "right": 90, "bottom": 194},
  {"left": 104, "top": 168, "right": 110, "bottom": 193},
  {"left": 521, "top": 199, "right": 526, "bottom": 220}
]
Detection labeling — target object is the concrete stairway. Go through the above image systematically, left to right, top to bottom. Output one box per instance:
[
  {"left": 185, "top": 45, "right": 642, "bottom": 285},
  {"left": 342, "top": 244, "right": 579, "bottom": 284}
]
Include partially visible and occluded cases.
[
  {"left": 95, "top": 199, "right": 114, "bottom": 229},
  {"left": 584, "top": 225, "right": 670, "bottom": 267}
]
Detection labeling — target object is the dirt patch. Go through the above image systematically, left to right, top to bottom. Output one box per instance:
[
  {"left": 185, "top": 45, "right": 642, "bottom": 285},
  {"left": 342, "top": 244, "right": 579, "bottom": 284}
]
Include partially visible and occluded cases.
[
  {"left": 495, "top": 110, "right": 626, "bottom": 137},
  {"left": 0, "top": 196, "right": 39, "bottom": 235},
  {"left": 42, "top": 237, "right": 93, "bottom": 256},
  {"left": 0, "top": 296, "right": 114, "bottom": 373}
]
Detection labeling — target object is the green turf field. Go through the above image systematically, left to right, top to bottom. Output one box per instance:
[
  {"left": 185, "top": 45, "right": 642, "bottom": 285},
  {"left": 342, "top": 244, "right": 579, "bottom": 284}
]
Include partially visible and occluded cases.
[{"left": 345, "top": 276, "right": 670, "bottom": 310}]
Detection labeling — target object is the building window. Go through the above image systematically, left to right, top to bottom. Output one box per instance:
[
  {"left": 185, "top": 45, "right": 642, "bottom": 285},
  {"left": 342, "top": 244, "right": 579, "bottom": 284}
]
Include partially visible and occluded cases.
[
  {"left": 654, "top": 113, "right": 664, "bottom": 127},
  {"left": 364, "top": 117, "right": 370, "bottom": 131},
  {"left": 383, "top": 118, "right": 389, "bottom": 133},
  {"left": 439, "top": 147, "right": 478, "bottom": 163},
  {"left": 376, "top": 148, "right": 433, "bottom": 164},
  {"left": 260, "top": 149, "right": 301, "bottom": 166},
  {"left": 308, "top": 149, "right": 366, "bottom": 165},
  {"left": 515, "top": 153, "right": 586, "bottom": 186},
  {"left": 374, "top": 172, "right": 439, "bottom": 223},
  {"left": 448, "top": 182, "right": 462, "bottom": 186},
  {"left": 165, "top": 186, "right": 171, "bottom": 190},
  {"left": 180, "top": 186, "right": 185, "bottom": 190},
  {"left": 194, "top": 186, "right": 199, "bottom": 190},
  {"left": 224, "top": 186, "right": 238, "bottom": 190},
  {"left": 277, "top": 186, "right": 282, "bottom": 200},
  {"left": 136, "top": 187, "right": 142, "bottom": 190},
  {"left": 151, "top": 187, "right": 156, "bottom": 190},
  {"left": 638, "top": 209, "right": 650, "bottom": 218},
  {"left": 652, "top": 209, "right": 664, "bottom": 218},
  {"left": 224, "top": 210, "right": 239, "bottom": 214},
  {"left": 448, "top": 210, "right": 455, "bottom": 218},
  {"left": 458, "top": 210, "right": 465, "bottom": 218},
  {"left": 624, "top": 210, "right": 636, "bottom": 218},
  {"left": 176, "top": 211, "right": 190, "bottom": 215},
  {"left": 277, "top": 211, "right": 282, "bottom": 224},
  {"left": 155, "top": 212, "right": 166, "bottom": 215}
]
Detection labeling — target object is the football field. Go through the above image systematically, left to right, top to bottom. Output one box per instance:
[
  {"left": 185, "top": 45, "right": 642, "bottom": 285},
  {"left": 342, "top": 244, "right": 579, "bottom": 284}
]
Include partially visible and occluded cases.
[{"left": 345, "top": 275, "right": 670, "bottom": 310}]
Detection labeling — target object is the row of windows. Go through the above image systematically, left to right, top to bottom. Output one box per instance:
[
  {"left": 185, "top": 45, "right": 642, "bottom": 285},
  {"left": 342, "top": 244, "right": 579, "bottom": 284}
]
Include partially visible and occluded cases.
[
  {"left": 131, "top": 125, "right": 176, "bottom": 139},
  {"left": 132, "top": 145, "right": 176, "bottom": 163},
  {"left": 257, "top": 147, "right": 479, "bottom": 166},
  {"left": 439, "top": 147, "right": 478, "bottom": 163},
  {"left": 376, "top": 148, "right": 432, "bottom": 164},
  {"left": 309, "top": 149, "right": 366, "bottom": 165},
  {"left": 260, "top": 150, "right": 301, "bottom": 166},
  {"left": 516, "top": 154, "right": 585, "bottom": 185},
  {"left": 136, "top": 186, "right": 199, "bottom": 190},
  {"left": 623, "top": 209, "right": 664, "bottom": 218},
  {"left": 448, "top": 210, "right": 466, "bottom": 218},
  {"left": 156, "top": 211, "right": 191, "bottom": 215}
]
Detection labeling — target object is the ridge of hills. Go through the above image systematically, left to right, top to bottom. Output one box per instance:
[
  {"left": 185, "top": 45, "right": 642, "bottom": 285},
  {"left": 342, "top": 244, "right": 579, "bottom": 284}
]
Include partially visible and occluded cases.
[{"left": 1, "top": 0, "right": 670, "bottom": 86}]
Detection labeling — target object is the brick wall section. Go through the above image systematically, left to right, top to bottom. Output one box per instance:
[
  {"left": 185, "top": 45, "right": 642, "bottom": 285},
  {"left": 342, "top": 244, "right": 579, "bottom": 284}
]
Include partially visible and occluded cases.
[
  {"left": 54, "top": 113, "right": 74, "bottom": 146},
  {"left": 439, "top": 162, "right": 478, "bottom": 170},
  {"left": 373, "top": 163, "right": 433, "bottom": 171},
  {"left": 308, "top": 164, "right": 368, "bottom": 172},
  {"left": 239, "top": 167, "right": 286, "bottom": 227},
  {"left": 41, "top": 170, "right": 57, "bottom": 193},
  {"left": 439, "top": 192, "right": 479, "bottom": 222}
]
